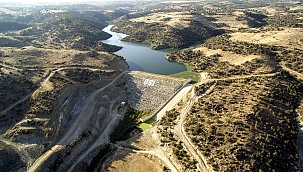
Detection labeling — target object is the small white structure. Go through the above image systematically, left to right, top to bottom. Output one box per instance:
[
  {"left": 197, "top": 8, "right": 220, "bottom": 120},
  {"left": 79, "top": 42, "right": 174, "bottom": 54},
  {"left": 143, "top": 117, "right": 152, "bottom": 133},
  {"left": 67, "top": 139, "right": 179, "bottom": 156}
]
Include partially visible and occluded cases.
[{"left": 120, "top": 102, "right": 126, "bottom": 107}]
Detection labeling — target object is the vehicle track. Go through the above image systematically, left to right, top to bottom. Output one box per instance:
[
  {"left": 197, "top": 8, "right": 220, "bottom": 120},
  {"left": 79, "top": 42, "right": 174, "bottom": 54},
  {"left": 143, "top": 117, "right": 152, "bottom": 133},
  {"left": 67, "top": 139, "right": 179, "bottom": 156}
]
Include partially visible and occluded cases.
[{"left": 27, "top": 71, "right": 126, "bottom": 172}]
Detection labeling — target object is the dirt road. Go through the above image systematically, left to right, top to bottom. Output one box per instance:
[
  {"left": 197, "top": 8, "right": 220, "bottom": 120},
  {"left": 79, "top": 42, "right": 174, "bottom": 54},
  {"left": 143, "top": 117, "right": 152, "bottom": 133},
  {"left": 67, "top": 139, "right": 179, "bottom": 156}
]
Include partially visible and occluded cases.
[
  {"left": 0, "top": 65, "right": 116, "bottom": 116},
  {"left": 281, "top": 65, "right": 303, "bottom": 80},
  {"left": 28, "top": 71, "right": 126, "bottom": 172},
  {"left": 201, "top": 72, "right": 280, "bottom": 84},
  {"left": 66, "top": 98, "right": 122, "bottom": 172},
  {"left": 175, "top": 99, "right": 210, "bottom": 171},
  {"left": 27, "top": 145, "right": 64, "bottom": 172},
  {"left": 115, "top": 145, "right": 179, "bottom": 172}
]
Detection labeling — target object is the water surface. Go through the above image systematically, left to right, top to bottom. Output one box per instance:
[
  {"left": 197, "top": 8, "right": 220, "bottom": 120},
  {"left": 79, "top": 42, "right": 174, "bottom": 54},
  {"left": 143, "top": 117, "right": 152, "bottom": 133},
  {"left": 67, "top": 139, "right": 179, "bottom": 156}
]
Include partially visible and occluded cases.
[{"left": 102, "top": 25, "right": 187, "bottom": 75}]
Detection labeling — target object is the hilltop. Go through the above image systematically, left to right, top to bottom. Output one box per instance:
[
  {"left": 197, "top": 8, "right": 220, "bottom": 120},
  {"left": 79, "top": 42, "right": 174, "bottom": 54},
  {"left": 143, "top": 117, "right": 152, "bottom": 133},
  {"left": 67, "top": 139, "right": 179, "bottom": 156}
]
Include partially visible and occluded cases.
[
  {"left": 1, "top": 1, "right": 303, "bottom": 172},
  {"left": 112, "top": 11, "right": 224, "bottom": 49}
]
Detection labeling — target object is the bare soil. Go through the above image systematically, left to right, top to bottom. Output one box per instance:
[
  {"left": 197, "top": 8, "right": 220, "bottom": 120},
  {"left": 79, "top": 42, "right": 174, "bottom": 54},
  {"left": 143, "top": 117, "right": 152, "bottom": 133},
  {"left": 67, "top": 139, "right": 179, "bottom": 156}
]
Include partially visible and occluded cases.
[
  {"left": 129, "top": 128, "right": 158, "bottom": 149},
  {"left": 107, "top": 152, "right": 163, "bottom": 172}
]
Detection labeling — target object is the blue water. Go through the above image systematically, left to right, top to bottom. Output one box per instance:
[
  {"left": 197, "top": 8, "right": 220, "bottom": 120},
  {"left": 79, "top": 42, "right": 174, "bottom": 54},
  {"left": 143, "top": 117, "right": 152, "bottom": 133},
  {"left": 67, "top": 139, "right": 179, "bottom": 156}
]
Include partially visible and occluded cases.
[{"left": 101, "top": 25, "right": 187, "bottom": 75}]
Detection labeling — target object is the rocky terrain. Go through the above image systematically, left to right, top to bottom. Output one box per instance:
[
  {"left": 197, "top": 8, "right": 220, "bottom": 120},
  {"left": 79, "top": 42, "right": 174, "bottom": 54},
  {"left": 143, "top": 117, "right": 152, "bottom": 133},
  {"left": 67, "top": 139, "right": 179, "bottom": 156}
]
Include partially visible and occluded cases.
[
  {"left": 0, "top": 46, "right": 129, "bottom": 171},
  {"left": 125, "top": 71, "right": 187, "bottom": 112}
]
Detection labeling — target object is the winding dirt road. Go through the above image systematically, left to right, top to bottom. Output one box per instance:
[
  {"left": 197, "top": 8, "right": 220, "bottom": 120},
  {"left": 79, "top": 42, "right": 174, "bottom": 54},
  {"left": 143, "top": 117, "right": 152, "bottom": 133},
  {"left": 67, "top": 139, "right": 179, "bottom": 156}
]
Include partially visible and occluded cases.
[
  {"left": 28, "top": 71, "right": 127, "bottom": 172},
  {"left": 66, "top": 97, "right": 122, "bottom": 172},
  {"left": 114, "top": 145, "right": 179, "bottom": 172}
]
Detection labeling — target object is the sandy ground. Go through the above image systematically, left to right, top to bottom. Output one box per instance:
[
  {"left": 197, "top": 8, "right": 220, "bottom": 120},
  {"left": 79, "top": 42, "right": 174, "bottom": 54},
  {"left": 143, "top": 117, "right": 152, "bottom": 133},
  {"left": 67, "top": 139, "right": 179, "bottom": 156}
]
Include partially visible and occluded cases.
[
  {"left": 130, "top": 128, "right": 158, "bottom": 149},
  {"left": 107, "top": 151, "right": 163, "bottom": 172}
]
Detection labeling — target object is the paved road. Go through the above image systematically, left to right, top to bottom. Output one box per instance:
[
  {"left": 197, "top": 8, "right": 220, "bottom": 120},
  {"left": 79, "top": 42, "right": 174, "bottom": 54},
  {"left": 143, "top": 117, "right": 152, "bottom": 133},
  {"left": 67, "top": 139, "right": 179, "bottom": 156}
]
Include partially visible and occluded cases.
[{"left": 154, "top": 84, "right": 193, "bottom": 120}]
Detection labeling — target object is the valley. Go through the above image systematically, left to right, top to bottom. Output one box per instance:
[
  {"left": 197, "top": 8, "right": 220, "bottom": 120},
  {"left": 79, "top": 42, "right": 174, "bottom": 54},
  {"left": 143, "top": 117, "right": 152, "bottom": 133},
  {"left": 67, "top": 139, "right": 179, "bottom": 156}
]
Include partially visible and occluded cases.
[{"left": 0, "top": 0, "right": 303, "bottom": 172}]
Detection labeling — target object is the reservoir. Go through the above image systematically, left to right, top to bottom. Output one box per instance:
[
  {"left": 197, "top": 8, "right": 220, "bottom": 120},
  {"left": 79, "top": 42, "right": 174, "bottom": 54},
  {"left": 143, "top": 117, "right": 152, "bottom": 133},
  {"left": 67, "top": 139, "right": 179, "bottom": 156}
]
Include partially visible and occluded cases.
[{"left": 101, "top": 25, "right": 187, "bottom": 75}]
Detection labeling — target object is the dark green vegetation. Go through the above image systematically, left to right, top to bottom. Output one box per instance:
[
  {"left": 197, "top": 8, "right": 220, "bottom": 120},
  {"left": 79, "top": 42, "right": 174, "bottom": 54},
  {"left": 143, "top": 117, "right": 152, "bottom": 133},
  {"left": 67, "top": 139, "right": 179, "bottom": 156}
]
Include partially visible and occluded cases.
[
  {"left": 1, "top": 0, "right": 303, "bottom": 171},
  {"left": 163, "top": 5, "right": 303, "bottom": 169},
  {"left": 239, "top": 12, "right": 268, "bottom": 28},
  {"left": 20, "top": 13, "right": 111, "bottom": 50},
  {"left": 266, "top": 13, "right": 303, "bottom": 28},
  {"left": 112, "top": 20, "right": 223, "bottom": 50},
  {"left": 0, "top": 21, "right": 29, "bottom": 32},
  {"left": 166, "top": 33, "right": 303, "bottom": 78},
  {"left": 202, "top": 34, "right": 303, "bottom": 74},
  {"left": 0, "top": 37, "right": 30, "bottom": 47},
  {"left": 95, "top": 42, "right": 122, "bottom": 53},
  {"left": 166, "top": 44, "right": 278, "bottom": 79},
  {"left": 170, "top": 64, "right": 200, "bottom": 83},
  {"left": 64, "top": 68, "right": 117, "bottom": 84},
  {"left": 49, "top": 73, "right": 72, "bottom": 89},
  {"left": 194, "top": 81, "right": 215, "bottom": 96},
  {"left": 1, "top": 90, "right": 58, "bottom": 143},
  {"left": 110, "top": 109, "right": 150, "bottom": 143},
  {"left": 0, "top": 144, "right": 26, "bottom": 171},
  {"left": 87, "top": 144, "right": 114, "bottom": 172}
]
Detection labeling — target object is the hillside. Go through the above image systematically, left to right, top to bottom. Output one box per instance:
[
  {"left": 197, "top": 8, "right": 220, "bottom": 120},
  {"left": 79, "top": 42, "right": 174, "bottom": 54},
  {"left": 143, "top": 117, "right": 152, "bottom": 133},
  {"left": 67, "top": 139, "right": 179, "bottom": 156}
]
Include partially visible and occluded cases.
[
  {"left": 1, "top": 1, "right": 303, "bottom": 172},
  {"left": 163, "top": 1, "right": 303, "bottom": 171},
  {"left": 1, "top": 10, "right": 125, "bottom": 52},
  {"left": 112, "top": 12, "right": 224, "bottom": 49},
  {"left": 19, "top": 13, "right": 112, "bottom": 50},
  {"left": 0, "top": 47, "right": 129, "bottom": 171},
  {"left": 187, "top": 72, "right": 302, "bottom": 171}
]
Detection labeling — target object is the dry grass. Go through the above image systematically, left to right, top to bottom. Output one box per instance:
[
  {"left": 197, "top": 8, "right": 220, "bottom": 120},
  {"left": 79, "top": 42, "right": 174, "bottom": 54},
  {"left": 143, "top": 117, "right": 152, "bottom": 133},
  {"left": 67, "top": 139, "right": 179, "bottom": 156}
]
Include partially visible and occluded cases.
[
  {"left": 289, "top": 5, "right": 303, "bottom": 11},
  {"left": 250, "top": 7, "right": 278, "bottom": 16},
  {"left": 210, "top": 11, "right": 249, "bottom": 30},
  {"left": 130, "top": 12, "right": 213, "bottom": 29},
  {"left": 230, "top": 28, "right": 303, "bottom": 48},
  {"left": 0, "top": 46, "right": 116, "bottom": 69},
  {"left": 193, "top": 47, "right": 260, "bottom": 65},
  {"left": 130, "top": 127, "right": 158, "bottom": 149},
  {"left": 107, "top": 152, "right": 163, "bottom": 172}
]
